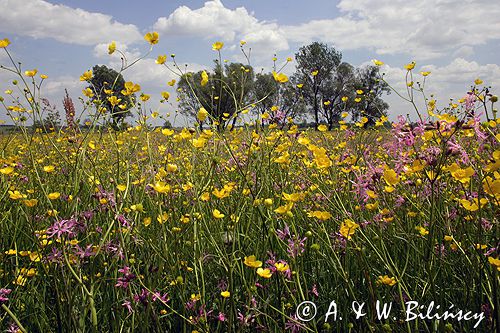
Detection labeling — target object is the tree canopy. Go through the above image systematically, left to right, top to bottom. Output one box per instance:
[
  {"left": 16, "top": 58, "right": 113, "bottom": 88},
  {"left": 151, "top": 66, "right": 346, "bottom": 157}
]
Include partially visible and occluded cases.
[{"left": 88, "top": 65, "right": 133, "bottom": 127}]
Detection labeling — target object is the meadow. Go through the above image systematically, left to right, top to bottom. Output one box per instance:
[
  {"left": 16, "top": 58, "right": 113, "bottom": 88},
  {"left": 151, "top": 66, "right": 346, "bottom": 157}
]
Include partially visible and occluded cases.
[{"left": 0, "top": 35, "right": 499, "bottom": 332}]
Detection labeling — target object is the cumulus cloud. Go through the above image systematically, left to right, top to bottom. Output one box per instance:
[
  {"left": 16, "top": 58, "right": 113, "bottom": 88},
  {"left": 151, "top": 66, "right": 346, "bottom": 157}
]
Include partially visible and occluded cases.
[
  {"left": 0, "top": 0, "right": 142, "bottom": 46},
  {"left": 153, "top": 0, "right": 289, "bottom": 54},
  {"left": 283, "top": 0, "right": 500, "bottom": 60},
  {"left": 374, "top": 57, "right": 500, "bottom": 120}
]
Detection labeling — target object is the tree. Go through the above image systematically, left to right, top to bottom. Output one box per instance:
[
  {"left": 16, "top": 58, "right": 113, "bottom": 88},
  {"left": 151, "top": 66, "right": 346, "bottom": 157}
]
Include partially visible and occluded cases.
[
  {"left": 295, "top": 42, "right": 342, "bottom": 128},
  {"left": 177, "top": 61, "right": 254, "bottom": 131},
  {"left": 317, "top": 62, "right": 356, "bottom": 130},
  {"left": 88, "top": 65, "right": 133, "bottom": 128},
  {"left": 351, "top": 65, "right": 390, "bottom": 126},
  {"left": 252, "top": 73, "right": 306, "bottom": 127},
  {"left": 33, "top": 98, "right": 61, "bottom": 132}
]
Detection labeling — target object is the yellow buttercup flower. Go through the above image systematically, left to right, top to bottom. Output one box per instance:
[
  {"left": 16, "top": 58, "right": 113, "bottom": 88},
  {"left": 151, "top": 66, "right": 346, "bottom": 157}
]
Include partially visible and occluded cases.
[
  {"left": 144, "top": 32, "right": 159, "bottom": 45},
  {"left": 0, "top": 38, "right": 10, "bottom": 48},
  {"left": 108, "top": 41, "right": 116, "bottom": 55},
  {"left": 212, "top": 41, "right": 224, "bottom": 50},
  {"left": 156, "top": 54, "right": 167, "bottom": 64},
  {"left": 372, "top": 59, "right": 384, "bottom": 66},
  {"left": 404, "top": 61, "right": 416, "bottom": 70},
  {"left": 24, "top": 69, "right": 38, "bottom": 77},
  {"left": 80, "top": 70, "right": 93, "bottom": 81},
  {"left": 201, "top": 70, "right": 209, "bottom": 86},
  {"left": 272, "top": 71, "right": 288, "bottom": 83},
  {"left": 161, "top": 91, "right": 170, "bottom": 100},
  {"left": 197, "top": 107, "right": 209, "bottom": 122},
  {"left": 317, "top": 124, "right": 328, "bottom": 132},
  {"left": 0, "top": 166, "right": 14, "bottom": 175},
  {"left": 47, "top": 192, "right": 61, "bottom": 200},
  {"left": 213, "top": 209, "right": 225, "bottom": 219},
  {"left": 339, "top": 219, "right": 359, "bottom": 240},
  {"left": 244, "top": 255, "right": 262, "bottom": 268},
  {"left": 274, "top": 262, "right": 289, "bottom": 272},
  {"left": 256, "top": 268, "right": 272, "bottom": 278},
  {"left": 377, "top": 275, "right": 397, "bottom": 286},
  {"left": 221, "top": 290, "right": 230, "bottom": 298}
]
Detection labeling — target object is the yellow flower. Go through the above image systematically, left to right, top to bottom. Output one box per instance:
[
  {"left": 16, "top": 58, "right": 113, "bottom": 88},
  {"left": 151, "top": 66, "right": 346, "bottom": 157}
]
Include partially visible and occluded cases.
[
  {"left": 144, "top": 32, "right": 159, "bottom": 45},
  {"left": 0, "top": 38, "right": 11, "bottom": 48},
  {"left": 108, "top": 41, "right": 116, "bottom": 55},
  {"left": 212, "top": 41, "right": 224, "bottom": 50},
  {"left": 152, "top": 54, "right": 166, "bottom": 65},
  {"left": 372, "top": 59, "right": 384, "bottom": 66},
  {"left": 404, "top": 61, "right": 416, "bottom": 70},
  {"left": 25, "top": 69, "right": 38, "bottom": 77},
  {"left": 80, "top": 70, "right": 93, "bottom": 81},
  {"left": 201, "top": 70, "right": 209, "bottom": 86},
  {"left": 311, "top": 70, "right": 319, "bottom": 76},
  {"left": 272, "top": 71, "right": 288, "bottom": 83},
  {"left": 421, "top": 71, "right": 431, "bottom": 76},
  {"left": 40, "top": 74, "right": 48, "bottom": 79},
  {"left": 474, "top": 78, "right": 483, "bottom": 85},
  {"left": 168, "top": 79, "right": 176, "bottom": 86},
  {"left": 123, "top": 81, "right": 141, "bottom": 95},
  {"left": 297, "top": 83, "right": 304, "bottom": 88},
  {"left": 82, "top": 88, "right": 94, "bottom": 98},
  {"left": 356, "top": 89, "right": 364, "bottom": 95},
  {"left": 161, "top": 91, "right": 170, "bottom": 100},
  {"left": 140, "top": 93, "right": 150, "bottom": 101},
  {"left": 108, "top": 96, "right": 121, "bottom": 106},
  {"left": 341, "top": 96, "right": 348, "bottom": 102},
  {"left": 197, "top": 107, "right": 209, "bottom": 121},
  {"left": 317, "top": 124, "right": 328, "bottom": 132},
  {"left": 162, "top": 128, "right": 174, "bottom": 136},
  {"left": 43, "top": 165, "right": 55, "bottom": 173},
  {"left": 0, "top": 166, "right": 14, "bottom": 175},
  {"left": 451, "top": 166, "right": 475, "bottom": 184},
  {"left": 383, "top": 168, "right": 400, "bottom": 186},
  {"left": 152, "top": 182, "right": 171, "bottom": 194},
  {"left": 117, "top": 184, "right": 126, "bottom": 192},
  {"left": 9, "top": 190, "right": 26, "bottom": 200},
  {"left": 47, "top": 192, "right": 61, "bottom": 200},
  {"left": 264, "top": 198, "right": 273, "bottom": 206},
  {"left": 459, "top": 198, "right": 488, "bottom": 211},
  {"left": 23, "top": 199, "right": 38, "bottom": 207},
  {"left": 130, "top": 203, "right": 144, "bottom": 212},
  {"left": 213, "top": 209, "right": 225, "bottom": 219},
  {"left": 307, "top": 210, "right": 332, "bottom": 221},
  {"left": 143, "top": 217, "right": 152, "bottom": 227},
  {"left": 339, "top": 219, "right": 359, "bottom": 240},
  {"left": 415, "top": 226, "right": 429, "bottom": 236},
  {"left": 244, "top": 255, "right": 262, "bottom": 268},
  {"left": 488, "top": 257, "right": 500, "bottom": 271},
  {"left": 274, "top": 262, "right": 289, "bottom": 272},
  {"left": 256, "top": 267, "right": 272, "bottom": 278},
  {"left": 377, "top": 275, "right": 397, "bottom": 286},
  {"left": 221, "top": 290, "right": 230, "bottom": 298}
]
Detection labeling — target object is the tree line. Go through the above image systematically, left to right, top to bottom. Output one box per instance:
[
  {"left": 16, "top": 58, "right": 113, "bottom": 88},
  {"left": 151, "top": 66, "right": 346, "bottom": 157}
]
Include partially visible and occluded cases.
[
  {"left": 34, "top": 42, "right": 389, "bottom": 132},
  {"left": 177, "top": 42, "right": 390, "bottom": 130}
]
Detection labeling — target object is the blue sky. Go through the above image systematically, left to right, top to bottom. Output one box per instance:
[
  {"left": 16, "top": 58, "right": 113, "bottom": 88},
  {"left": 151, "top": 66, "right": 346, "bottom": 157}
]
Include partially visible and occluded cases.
[{"left": 1, "top": 0, "right": 500, "bottom": 126}]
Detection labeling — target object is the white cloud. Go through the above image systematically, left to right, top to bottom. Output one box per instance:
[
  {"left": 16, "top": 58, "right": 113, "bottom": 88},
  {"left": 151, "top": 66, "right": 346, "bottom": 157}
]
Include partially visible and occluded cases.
[
  {"left": 0, "top": 0, "right": 142, "bottom": 46},
  {"left": 153, "top": 0, "right": 289, "bottom": 55},
  {"left": 283, "top": 0, "right": 500, "bottom": 60},
  {"left": 376, "top": 58, "right": 500, "bottom": 120}
]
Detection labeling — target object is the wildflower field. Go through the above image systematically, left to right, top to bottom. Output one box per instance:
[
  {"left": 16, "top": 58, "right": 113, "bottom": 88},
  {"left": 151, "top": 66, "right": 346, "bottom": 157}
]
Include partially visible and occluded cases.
[{"left": 0, "top": 35, "right": 499, "bottom": 333}]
